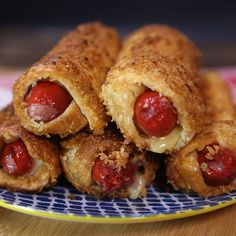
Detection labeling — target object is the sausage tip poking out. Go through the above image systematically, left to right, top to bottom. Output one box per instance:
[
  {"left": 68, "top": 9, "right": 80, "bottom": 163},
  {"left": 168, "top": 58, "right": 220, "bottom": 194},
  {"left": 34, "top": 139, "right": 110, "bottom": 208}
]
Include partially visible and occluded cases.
[
  {"left": 25, "top": 81, "right": 72, "bottom": 122},
  {"left": 134, "top": 90, "right": 177, "bottom": 137},
  {"left": 0, "top": 139, "right": 34, "bottom": 176},
  {"left": 198, "top": 144, "right": 236, "bottom": 186},
  {"left": 92, "top": 158, "right": 136, "bottom": 192}
]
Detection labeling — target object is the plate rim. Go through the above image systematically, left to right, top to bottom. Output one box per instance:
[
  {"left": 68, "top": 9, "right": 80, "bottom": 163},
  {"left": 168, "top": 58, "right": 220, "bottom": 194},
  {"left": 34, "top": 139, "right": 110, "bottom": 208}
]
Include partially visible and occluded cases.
[{"left": 0, "top": 198, "right": 235, "bottom": 223}]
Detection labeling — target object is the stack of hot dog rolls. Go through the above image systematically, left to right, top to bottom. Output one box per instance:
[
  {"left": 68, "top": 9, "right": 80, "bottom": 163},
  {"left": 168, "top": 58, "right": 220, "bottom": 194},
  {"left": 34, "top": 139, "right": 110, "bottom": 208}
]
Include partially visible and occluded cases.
[
  {"left": 7, "top": 21, "right": 235, "bottom": 199},
  {"left": 13, "top": 22, "right": 120, "bottom": 137},
  {"left": 101, "top": 24, "right": 205, "bottom": 154},
  {"left": 167, "top": 72, "right": 236, "bottom": 196},
  {"left": 0, "top": 105, "right": 61, "bottom": 192}
]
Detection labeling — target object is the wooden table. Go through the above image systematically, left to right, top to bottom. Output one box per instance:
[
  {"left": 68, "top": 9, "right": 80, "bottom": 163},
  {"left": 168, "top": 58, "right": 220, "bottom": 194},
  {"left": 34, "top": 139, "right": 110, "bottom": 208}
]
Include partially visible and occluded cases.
[{"left": 0, "top": 204, "right": 235, "bottom": 235}]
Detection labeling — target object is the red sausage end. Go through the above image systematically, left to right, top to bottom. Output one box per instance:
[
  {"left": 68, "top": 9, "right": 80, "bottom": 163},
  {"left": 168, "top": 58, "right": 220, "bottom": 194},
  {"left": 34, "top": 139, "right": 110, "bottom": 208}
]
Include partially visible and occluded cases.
[
  {"left": 25, "top": 81, "right": 71, "bottom": 122},
  {"left": 134, "top": 90, "right": 177, "bottom": 137},
  {"left": 0, "top": 139, "right": 34, "bottom": 176},
  {"left": 198, "top": 144, "right": 236, "bottom": 186},
  {"left": 92, "top": 158, "right": 136, "bottom": 192}
]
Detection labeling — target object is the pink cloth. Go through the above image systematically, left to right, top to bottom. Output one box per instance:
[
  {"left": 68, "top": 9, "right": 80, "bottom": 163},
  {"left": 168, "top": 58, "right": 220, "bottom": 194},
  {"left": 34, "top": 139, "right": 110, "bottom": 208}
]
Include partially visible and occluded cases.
[
  {"left": 217, "top": 67, "right": 236, "bottom": 103},
  {"left": 0, "top": 72, "right": 20, "bottom": 89},
  {"left": 0, "top": 72, "right": 20, "bottom": 109}
]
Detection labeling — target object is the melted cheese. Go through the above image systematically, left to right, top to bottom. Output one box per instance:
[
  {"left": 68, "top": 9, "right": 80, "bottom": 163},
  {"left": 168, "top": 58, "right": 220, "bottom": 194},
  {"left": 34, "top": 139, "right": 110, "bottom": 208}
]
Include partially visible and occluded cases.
[
  {"left": 150, "top": 126, "right": 181, "bottom": 153},
  {"left": 25, "top": 160, "right": 42, "bottom": 176},
  {"left": 127, "top": 173, "right": 145, "bottom": 199}
]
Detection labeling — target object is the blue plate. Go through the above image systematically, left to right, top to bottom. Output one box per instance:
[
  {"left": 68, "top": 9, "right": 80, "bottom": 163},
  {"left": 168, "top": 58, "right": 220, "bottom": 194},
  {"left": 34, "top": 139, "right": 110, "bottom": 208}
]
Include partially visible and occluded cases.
[{"left": 0, "top": 181, "right": 235, "bottom": 223}]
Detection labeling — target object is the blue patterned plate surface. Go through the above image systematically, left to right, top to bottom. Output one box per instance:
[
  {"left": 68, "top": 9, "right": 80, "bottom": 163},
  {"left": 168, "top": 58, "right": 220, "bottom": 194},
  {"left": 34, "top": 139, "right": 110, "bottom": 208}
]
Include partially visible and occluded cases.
[{"left": 0, "top": 180, "right": 236, "bottom": 223}]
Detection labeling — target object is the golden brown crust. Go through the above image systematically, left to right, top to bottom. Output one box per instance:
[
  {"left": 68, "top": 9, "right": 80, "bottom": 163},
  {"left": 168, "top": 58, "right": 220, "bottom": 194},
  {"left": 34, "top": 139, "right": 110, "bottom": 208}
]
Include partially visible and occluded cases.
[
  {"left": 13, "top": 22, "right": 121, "bottom": 137},
  {"left": 101, "top": 24, "right": 204, "bottom": 153},
  {"left": 120, "top": 24, "right": 202, "bottom": 72},
  {"left": 201, "top": 71, "right": 236, "bottom": 122},
  {"left": 166, "top": 72, "right": 236, "bottom": 196},
  {"left": 0, "top": 106, "right": 61, "bottom": 192},
  {"left": 60, "top": 129, "right": 158, "bottom": 199}
]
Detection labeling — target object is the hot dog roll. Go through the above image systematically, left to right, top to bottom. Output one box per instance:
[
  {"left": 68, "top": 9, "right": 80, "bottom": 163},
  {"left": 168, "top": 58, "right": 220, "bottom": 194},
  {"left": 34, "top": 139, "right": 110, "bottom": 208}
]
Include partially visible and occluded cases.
[
  {"left": 13, "top": 22, "right": 120, "bottom": 137},
  {"left": 119, "top": 24, "right": 201, "bottom": 72},
  {"left": 101, "top": 25, "right": 204, "bottom": 153},
  {"left": 166, "top": 72, "right": 236, "bottom": 196},
  {"left": 202, "top": 72, "right": 236, "bottom": 122},
  {"left": 0, "top": 105, "right": 61, "bottom": 192},
  {"left": 60, "top": 128, "right": 158, "bottom": 199}
]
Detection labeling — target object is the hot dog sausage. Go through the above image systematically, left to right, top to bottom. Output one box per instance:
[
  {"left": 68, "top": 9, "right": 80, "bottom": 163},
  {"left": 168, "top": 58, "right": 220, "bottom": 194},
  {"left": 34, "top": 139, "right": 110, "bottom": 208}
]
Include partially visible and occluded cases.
[
  {"left": 25, "top": 81, "right": 71, "bottom": 122},
  {"left": 134, "top": 90, "right": 177, "bottom": 137},
  {"left": 0, "top": 139, "right": 33, "bottom": 176},
  {"left": 197, "top": 144, "right": 236, "bottom": 186},
  {"left": 92, "top": 157, "right": 136, "bottom": 192}
]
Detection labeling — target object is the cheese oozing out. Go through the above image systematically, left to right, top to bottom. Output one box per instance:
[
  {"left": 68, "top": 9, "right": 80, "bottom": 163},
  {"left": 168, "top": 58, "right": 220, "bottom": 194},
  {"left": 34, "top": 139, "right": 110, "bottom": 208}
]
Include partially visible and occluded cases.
[
  {"left": 150, "top": 126, "right": 181, "bottom": 153},
  {"left": 24, "top": 160, "right": 43, "bottom": 177},
  {"left": 127, "top": 172, "right": 146, "bottom": 199}
]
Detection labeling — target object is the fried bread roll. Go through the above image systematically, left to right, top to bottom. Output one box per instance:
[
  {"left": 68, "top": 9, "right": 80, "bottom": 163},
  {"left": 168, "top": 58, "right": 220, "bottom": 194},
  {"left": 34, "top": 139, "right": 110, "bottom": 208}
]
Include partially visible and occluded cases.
[
  {"left": 13, "top": 22, "right": 120, "bottom": 137},
  {"left": 101, "top": 24, "right": 204, "bottom": 153},
  {"left": 120, "top": 25, "right": 201, "bottom": 71},
  {"left": 167, "top": 72, "right": 236, "bottom": 196},
  {"left": 0, "top": 106, "right": 61, "bottom": 192},
  {"left": 60, "top": 127, "right": 158, "bottom": 199}
]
